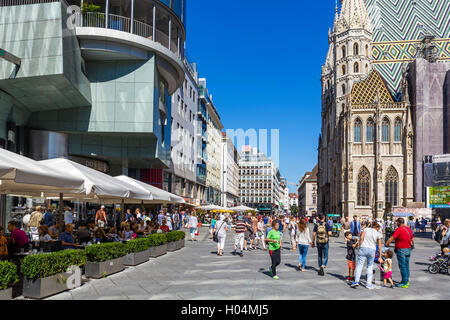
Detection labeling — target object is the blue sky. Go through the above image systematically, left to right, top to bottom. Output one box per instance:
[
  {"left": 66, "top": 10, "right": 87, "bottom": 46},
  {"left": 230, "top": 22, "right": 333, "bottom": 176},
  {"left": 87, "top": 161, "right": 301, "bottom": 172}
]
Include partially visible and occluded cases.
[{"left": 186, "top": 0, "right": 336, "bottom": 192}]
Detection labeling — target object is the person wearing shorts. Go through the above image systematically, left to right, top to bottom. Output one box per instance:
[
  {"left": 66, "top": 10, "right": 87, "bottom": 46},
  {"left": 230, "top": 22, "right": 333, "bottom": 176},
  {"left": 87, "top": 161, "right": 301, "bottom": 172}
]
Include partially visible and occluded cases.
[
  {"left": 233, "top": 216, "right": 246, "bottom": 257},
  {"left": 345, "top": 231, "right": 358, "bottom": 281}
]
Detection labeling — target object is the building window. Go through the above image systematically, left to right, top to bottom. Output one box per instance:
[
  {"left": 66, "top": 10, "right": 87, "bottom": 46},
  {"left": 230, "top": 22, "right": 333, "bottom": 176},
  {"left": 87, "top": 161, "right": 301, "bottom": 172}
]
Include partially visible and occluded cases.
[
  {"left": 353, "top": 42, "right": 359, "bottom": 55},
  {"left": 342, "top": 46, "right": 346, "bottom": 58},
  {"left": 354, "top": 62, "right": 359, "bottom": 73},
  {"left": 342, "top": 65, "right": 346, "bottom": 76},
  {"left": 342, "top": 84, "right": 346, "bottom": 95},
  {"left": 354, "top": 118, "right": 362, "bottom": 143},
  {"left": 366, "top": 118, "right": 374, "bottom": 142},
  {"left": 382, "top": 118, "right": 390, "bottom": 142},
  {"left": 394, "top": 118, "right": 402, "bottom": 142},
  {"left": 385, "top": 166, "right": 398, "bottom": 207},
  {"left": 357, "top": 167, "right": 370, "bottom": 206}
]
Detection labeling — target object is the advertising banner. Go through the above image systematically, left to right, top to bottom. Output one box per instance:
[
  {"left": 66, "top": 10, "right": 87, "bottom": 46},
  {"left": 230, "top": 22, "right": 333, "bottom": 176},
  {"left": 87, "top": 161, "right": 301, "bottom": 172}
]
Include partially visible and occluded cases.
[
  {"left": 428, "top": 186, "right": 450, "bottom": 208},
  {"left": 392, "top": 207, "right": 432, "bottom": 218}
]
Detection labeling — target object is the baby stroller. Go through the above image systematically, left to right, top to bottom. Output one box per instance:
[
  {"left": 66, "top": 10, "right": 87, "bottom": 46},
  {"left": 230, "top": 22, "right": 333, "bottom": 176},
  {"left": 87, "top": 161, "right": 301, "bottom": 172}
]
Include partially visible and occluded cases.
[{"left": 428, "top": 255, "right": 450, "bottom": 275}]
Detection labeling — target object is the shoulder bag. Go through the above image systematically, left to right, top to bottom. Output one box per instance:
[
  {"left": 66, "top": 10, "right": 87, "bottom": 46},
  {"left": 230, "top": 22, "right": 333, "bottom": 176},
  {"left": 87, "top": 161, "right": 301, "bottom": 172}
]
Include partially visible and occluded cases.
[
  {"left": 213, "top": 221, "right": 225, "bottom": 242},
  {"left": 401, "top": 226, "right": 414, "bottom": 250}
]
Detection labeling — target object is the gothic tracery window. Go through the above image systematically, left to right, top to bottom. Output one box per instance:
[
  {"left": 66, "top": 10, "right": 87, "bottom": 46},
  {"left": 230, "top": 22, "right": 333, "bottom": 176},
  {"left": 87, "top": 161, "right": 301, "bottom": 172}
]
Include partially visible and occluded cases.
[
  {"left": 354, "top": 42, "right": 359, "bottom": 55},
  {"left": 382, "top": 117, "right": 390, "bottom": 142},
  {"left": 354, "top": 118, "right": 362, "bottom": 142},
  {"left": 366, "top": 118, "right": 374, "bottom": 142},
  {"left": 394, "top": 118, "right": 402, "bottom": 142},
  {"left": 357, "top": 167, "right": 370, "bottom": 206},
  {"left": 385, "top": 167, "right": 399, "bottom": 207}
]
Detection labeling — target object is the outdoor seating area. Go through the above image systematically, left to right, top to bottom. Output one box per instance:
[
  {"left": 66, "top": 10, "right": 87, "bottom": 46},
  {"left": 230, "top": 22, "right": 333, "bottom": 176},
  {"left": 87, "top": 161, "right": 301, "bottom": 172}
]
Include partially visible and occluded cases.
[{"left": 0, "top": 148, "right": 191, "bottom": 299}]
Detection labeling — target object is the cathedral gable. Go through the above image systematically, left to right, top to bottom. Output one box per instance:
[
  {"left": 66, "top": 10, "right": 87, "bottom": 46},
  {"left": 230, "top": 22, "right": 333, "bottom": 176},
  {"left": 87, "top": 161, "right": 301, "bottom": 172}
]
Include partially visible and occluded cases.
[{"left": 351, "top": 69, "right": 394, "bottom": 105}]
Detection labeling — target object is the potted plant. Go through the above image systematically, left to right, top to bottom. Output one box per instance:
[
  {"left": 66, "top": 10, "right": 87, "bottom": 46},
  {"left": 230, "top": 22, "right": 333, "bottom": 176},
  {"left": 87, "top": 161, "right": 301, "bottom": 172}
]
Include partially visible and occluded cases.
[
  {"left": 166, "top": 231, "right": 186, "bottom": 251},
  {"left": 147, "top": 233, "right": 167, "bottom": 258},
  {"left": 124, "top": 238, "right": 150, "bottom": 266},
  {"left": 85, "top": 242, "right": 127, "bottom": 279},
  {"left": 21, "top": 250, "right": 86, "bottom": 299},
  {"left": 0, "top": 261, "right": 19, "bottom": 300}
]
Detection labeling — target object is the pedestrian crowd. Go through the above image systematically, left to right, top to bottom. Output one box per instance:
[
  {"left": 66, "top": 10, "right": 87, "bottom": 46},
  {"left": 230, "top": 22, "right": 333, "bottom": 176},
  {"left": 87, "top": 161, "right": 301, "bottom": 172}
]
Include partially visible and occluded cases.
[{"left": 207, "top": 211, "right": 449, "bottom": 290}]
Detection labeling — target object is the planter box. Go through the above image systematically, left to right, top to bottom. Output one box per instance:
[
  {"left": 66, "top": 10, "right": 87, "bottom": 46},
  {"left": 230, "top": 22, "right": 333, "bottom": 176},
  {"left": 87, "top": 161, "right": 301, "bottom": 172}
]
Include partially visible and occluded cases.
[
  {"left": 167, "top": 239, "right": 185, "bottom": 251},
  {"left": 166, "top": 241, "right": 179, "bottom": 252},
  {"left": 148, "top": 244, "right": 167, "bottom": 258},
  {"left": 124, "top": 249, "right": 150, "bottom": 266},
  {"left": 85, "top": 257, "right": 124, "bottom": 279},
  {"left": 23, "top": 266, "right": 82, "bottom": 299},
  {"left": 0, "top": 287, "right": 12, "bottom": 300}
]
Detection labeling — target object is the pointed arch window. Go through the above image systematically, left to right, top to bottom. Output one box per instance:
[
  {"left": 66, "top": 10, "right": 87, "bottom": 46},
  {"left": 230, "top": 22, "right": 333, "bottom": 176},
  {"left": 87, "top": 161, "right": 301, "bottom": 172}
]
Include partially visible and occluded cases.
[
  {"left": 354, "top": 42, "right": 359, "bottom": 55},
  {"left": 365, "top": 44, "right": 369, "bottom": 56},
  {"left": 342, "top": 46, "right": 346, "bottom": 58},
  {"left": 354, "top": 62, "right": 359, "bottom": 73},
  {"left": 342, "top": 65, "right": 346, "bottom": 76},
  {"left": 342, "top": 84, "right": 346, "bottom": 95},
  {"left": 354, "top": 118, "right": 362, "bottom": 143},
  {"left": 366, "top": 118, "right": 374, "bottom": 142},
  {"left": 382, "top": 118, "right": 390, "bottom": 142},
  {"left": 394, "top": 118, "right": 402, "bottom": 142},
  {"left": 357, "top": 167, "right": 370, "bottom": 206},
  {"left": 385, "top": 167, "right": 399, "bottom": 207}
]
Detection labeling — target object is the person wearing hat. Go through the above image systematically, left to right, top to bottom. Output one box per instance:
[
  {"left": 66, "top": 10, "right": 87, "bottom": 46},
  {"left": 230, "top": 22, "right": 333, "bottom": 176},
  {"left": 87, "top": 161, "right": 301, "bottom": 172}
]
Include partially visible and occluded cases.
[
  {"left": 95, "top": 205, "right": 108, "bottom": 228},
  {"left": 214, "top": 214, "right": 228, "bottom": 256}
]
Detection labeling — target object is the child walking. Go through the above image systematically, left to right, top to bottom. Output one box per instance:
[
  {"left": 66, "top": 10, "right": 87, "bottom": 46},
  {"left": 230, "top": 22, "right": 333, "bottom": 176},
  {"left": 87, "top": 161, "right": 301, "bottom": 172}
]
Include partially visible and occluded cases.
[
  {"left": 345, "top": 231, "right": 358, "bottom": 281},
  {"left": 382, "top": 250, "right": 394, "bottom": 288}
]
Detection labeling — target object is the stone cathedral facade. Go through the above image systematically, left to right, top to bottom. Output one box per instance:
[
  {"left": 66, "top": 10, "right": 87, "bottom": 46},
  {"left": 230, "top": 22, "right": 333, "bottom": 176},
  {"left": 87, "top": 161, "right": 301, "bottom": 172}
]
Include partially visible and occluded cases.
[{"left": 318, "top": 0, "right": 415, "bottom": 218}]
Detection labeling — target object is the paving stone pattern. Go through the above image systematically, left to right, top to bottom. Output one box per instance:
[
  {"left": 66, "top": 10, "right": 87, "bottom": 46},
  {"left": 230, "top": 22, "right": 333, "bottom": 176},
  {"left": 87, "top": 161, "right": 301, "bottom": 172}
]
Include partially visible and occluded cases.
[{"left": 43, "top": 227, "right": 449, "bottom": 300}]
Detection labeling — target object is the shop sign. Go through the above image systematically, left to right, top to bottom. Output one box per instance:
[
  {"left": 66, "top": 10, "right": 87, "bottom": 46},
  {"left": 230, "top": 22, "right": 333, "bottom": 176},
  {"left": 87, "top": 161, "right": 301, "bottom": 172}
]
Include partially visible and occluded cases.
[{"left": 69, "top": 156, "right": 109, "bottom": 173}]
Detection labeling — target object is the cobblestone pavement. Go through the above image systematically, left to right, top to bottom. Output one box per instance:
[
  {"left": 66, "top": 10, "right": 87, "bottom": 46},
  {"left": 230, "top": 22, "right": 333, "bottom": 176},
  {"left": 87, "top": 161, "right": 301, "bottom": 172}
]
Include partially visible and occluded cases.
[{"left": 44, "top": 227, "right": 449, "bottom": 300}]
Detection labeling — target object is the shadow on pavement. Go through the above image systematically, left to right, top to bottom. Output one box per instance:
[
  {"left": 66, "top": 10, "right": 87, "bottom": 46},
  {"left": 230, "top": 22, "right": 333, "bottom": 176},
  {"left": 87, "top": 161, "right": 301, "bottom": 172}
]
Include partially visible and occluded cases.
[
  {"left": 284, "top": 263, "right": 298, "bottom": 270},
  {"left": 327, "top": 272, "right": 348, "bottom": 282}
]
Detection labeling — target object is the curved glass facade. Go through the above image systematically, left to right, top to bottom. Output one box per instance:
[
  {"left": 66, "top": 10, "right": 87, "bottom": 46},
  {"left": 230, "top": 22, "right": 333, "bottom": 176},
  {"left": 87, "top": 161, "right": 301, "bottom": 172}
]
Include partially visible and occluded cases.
[{"left": 158, "top": 0, "right": 186, "bottom": 25}]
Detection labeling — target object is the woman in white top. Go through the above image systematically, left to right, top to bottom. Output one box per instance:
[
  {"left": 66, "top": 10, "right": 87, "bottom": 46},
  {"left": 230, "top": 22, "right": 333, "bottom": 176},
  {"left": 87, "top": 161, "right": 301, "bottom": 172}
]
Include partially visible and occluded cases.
[
  {"left": 188, "top": 212, "right": 198, "bottom": 241},
  {"left": 213, "top": 215, "right": 228, "bottom": 256},
  {"left": 255, "top": 216, "right": 267, "bottom": 250},
  {"left": 289, "top": 217, "right": 297, "bottom": 250},
  {"left": 295, "top": 218, "right": 313, "bottom": 272},
  {"left": 351, "top": 222, "right": 384, "bottom": 289}
]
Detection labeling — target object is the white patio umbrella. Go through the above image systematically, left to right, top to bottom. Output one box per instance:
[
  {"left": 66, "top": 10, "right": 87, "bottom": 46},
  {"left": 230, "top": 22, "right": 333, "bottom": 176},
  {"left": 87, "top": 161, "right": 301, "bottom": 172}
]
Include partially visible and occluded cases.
[
  {"left": 0, "top": 149, "right": 84, "bottom": 195},
  {"left": 39, "top": 158, "right": 153, "bottom": 202},
  {"left": 115, "top": 175, "right": 185, "bottom": 204},
  {"left": 198, "top": 204, "right": 231, "bottom": 211},
  {"left": 230, "top": 205, "right": 257, "bottom": 212}
]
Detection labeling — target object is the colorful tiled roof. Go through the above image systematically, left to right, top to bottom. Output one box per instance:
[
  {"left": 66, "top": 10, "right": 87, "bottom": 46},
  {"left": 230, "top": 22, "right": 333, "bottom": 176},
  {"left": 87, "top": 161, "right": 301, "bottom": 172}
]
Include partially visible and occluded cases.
[{"left": 351, "top": 69, "right": 394, "bottom": 105}]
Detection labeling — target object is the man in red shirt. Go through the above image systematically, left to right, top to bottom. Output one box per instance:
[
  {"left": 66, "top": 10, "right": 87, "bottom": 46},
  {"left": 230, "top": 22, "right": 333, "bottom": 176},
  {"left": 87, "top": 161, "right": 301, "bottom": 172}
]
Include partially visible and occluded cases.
[{"left": 385, "top": 217, "right": 414, "bottom": 288}]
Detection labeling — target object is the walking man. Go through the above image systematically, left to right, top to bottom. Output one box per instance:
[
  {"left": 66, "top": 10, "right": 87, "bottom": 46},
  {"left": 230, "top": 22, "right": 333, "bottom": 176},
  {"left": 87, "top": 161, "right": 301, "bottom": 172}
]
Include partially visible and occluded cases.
[
  {"left": 311, "top": 214, "right": 332, "bottom": 276},
  {"left": 350, "top": 215, "right": 361, "bottom": 240},
  {"left": 233, "top": 216, "right": 246, "bottom": 257},
  {"left": 385, "top": 218, "right": 414, "bottom": 288}
]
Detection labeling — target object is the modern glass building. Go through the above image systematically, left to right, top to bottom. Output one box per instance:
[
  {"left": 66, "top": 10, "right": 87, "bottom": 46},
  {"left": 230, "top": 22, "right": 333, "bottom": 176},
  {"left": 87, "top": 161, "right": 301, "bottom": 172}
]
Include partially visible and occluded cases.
[{"left": 0, "top": 0, "right": 187, "bottom": 223}]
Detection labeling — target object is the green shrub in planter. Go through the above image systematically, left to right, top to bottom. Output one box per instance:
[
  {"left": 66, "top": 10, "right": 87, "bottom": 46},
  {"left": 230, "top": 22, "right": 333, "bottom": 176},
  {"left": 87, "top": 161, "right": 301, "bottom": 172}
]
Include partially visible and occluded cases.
[
  {"left": 166, "top": 231, "right": 186, "bottom": 242},
  {"left": 147, "top": 233, "right": 167, "bottom": 247},
  {"left": 126, "top": 238, "right": 149, "bottom": 254},
  {"left": 85, "top": 242, "right": 127, "bottom": 263},
  {"left": 21, "top": 250, "right": 87, "bottom": 281},
  {"left": 0, "top": 261, "right": 19, "bottom": 290}
]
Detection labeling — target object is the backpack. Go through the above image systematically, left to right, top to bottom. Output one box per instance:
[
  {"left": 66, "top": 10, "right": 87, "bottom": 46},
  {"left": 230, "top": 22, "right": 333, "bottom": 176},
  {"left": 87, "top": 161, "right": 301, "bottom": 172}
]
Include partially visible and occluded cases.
[
  {"left": 317, "top": 223, "right": 328, "bottom": 245},
  {"left": 434, "top": 226, "right": 443, "bottom": 244}
]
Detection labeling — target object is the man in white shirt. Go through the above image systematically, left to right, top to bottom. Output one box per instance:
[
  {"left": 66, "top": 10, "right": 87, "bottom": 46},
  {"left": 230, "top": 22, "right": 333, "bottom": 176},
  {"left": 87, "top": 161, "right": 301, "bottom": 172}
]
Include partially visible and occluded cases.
[{"left": 64, "top": 207, "right": 73, "bottom": 225}]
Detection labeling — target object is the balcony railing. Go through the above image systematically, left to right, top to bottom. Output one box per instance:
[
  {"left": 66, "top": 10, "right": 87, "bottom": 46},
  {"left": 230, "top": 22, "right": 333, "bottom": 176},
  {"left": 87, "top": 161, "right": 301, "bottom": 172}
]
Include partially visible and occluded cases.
[
  {"left": 0, "top": 0, "right": 62, "bottom": 6},
  {"left": 1, "top": 0, "right": 183, "bottom": 59},
  {"left": 76, "top": 12, "right": 180, "bottom": 57}
]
